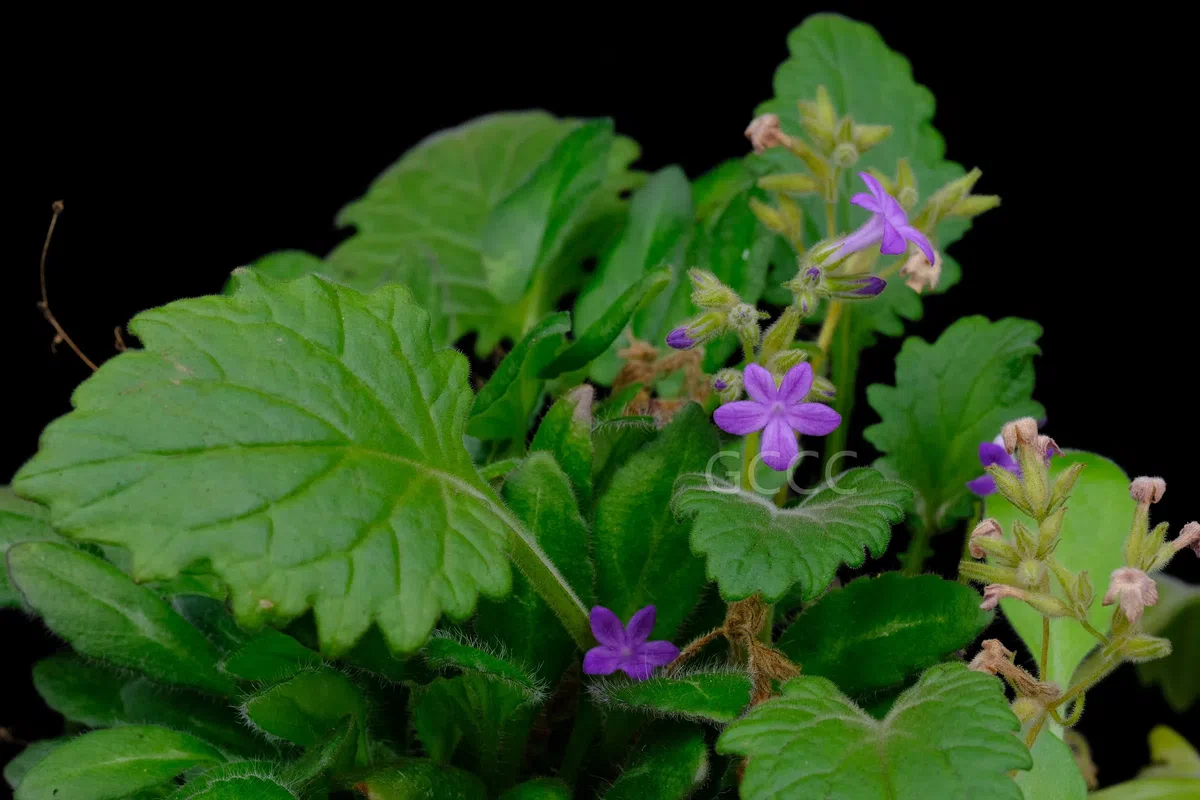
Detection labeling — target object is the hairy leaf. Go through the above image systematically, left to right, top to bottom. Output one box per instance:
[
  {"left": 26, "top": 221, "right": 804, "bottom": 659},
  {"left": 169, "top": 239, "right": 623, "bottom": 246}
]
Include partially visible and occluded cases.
[
  {"left": 572, "top": 167, "right": 692, "bottom": 384},
  {"left": 244, "top": 250, "right": 325, "bottom": 285},
  {"left": 14, "top": 274, "right": 587, "bottom": 655},
  {"left": 467, "top": 312, "right": 571, "bottom": 441},
  {"left": 864, "top": 316, "right": 1044, "bottom": 533},
  {"left": 529, "top": 385, "right": 594, "bottom": 510},
  {"left": 593, "top": 403, "right": 718, "bottom": 638},
  {"left": 590, "top": 416, "right": 657, "bottom": 503},
  {"left": 985, "top": 451, "right": 1130, "bottom": 686},
  {"left": 674, "top": 468, "right": 912, "bottom": 602},
  {"left": 0, "top": 488, "right": 63, "bottom": 607},
  {"left": 7, "top": 542, "right": 236, "bottom": 695},
  {"left": 777, "top": 573, "right": 992, "bottom": 698},
  {"left": 1137, "top": 574, "right": 1200, "bottom": 712},
  {"left": 220, "top": 627, "right": 322, "bottom": 683},
  {"left": 423, "top": 634, "right": 548, "bottom": 703},
  {"left": 32, "top": 654, "right": 127, "bottom": 729},
  {"left": 718, "top": 663, "right": 1031, "bottom": 799},
  {"left": 242, "top": 668, "right": 368, "bottom": 759},
  {"left": 588, "top": 669, "right": 751, "bottom": 724},
  {"left": 120, "top": 678, "right": 268, "bottom": 758},
  {"left": 280, "top": 715, "right": 358, "bottom": 795},
  {"left": 602, "top": 721, "right": 708, "bottom": 800},
  {"left": 15, "top": 726, "right": 224, "bottom": 800},
  {"left": 1015, "top": 731, "right": 1087, "bottom": 800},
  {"left": 4, "top": 740, "right": 68, "bottom": 791},
  {"left": 341, "top": 759, "right": 487, "bottom": 799},
  {"left": 167, "top": 762, "right": 296, "bottom": 800},
  {"left": 498, "top": 778, "right": 572, "bottom": 800}
]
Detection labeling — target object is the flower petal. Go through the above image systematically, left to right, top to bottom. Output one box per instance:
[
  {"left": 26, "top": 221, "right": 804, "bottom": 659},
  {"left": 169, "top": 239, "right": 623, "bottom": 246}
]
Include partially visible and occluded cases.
[
  {"left": 857, "top": 171, "right": 886, "bottom": 200},
  {"left": 849, "top": 192, "right": 881, "bottom": 213},
  {"left": 830, "top": 216, "right": 883, "bottom": 262},
  {"left": 879, "top": 218, "right": 906, "bottom": 255},
  {"left": 900, "top": 225, "right": 936, "bottom": 264},
  {"left": 777, "top": 362, "right": 814, "bottom": 405},
  {"left": 742, "top": 363, "right": 777, "bottom": 403},
  {"left": 714, "top": 401, "right": 769, "bottom": 436},
  {"left": 785, "top": 402, "right": 842, "bottom": 437},
  {"left": 760, "top": 417, "right": 799, "bottom": 472},
  {"left": 978, "top": 442, "right": 1016, "bottom": 472},
  {"left": 967, "top": 474, "right": 998, "bottom": 496},
  {"left": 625, "top": 605, "right": 657, "bottom": 645},
  {"left": 589, "top": 606, "right": 627, "bottom": 648},
  {"left": 635, "top": 640, "right": 681, "bottom": 668},
  {"left": 583, "top": 646, "right": 622, "bottom": 676},
  {"left": 618, "top": 658, "right": 658, "bottom": 681}
]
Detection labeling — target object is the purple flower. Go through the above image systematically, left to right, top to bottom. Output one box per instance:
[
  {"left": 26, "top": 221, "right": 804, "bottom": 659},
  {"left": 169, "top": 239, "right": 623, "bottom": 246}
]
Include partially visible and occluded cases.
[
  {"left": 830, "top": 172, "right": 935, "bottom": 264},
  {"left": 666, "top": 327, "right": 696, "bottom": 350},
  {"left": 713, "top": 362, "right": 842, "bottom": 472},
  {"left": 967, "top": 432, "right": 1057, "bottom": 496},
  {"left": 583, "top": 605, "right": 679, "bottom": 680}
]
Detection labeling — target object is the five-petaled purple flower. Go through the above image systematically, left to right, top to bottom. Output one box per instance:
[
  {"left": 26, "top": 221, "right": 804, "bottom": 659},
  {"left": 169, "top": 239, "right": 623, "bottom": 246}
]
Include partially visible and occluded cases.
[
  {"left": 830, "top": 172, "right": 935, "bottom": 264},
  {"left": 713, "top": 362, "right": 842, "bottom": 472},
  {"left": 583, "top": 605, "right": 680, "bottom": 681}
]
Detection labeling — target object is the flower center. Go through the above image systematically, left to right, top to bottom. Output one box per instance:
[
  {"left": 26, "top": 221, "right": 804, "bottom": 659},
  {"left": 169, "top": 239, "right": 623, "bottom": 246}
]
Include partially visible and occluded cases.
[
  {"left": 769, "top": 401, "right": 787, "bottom": 417},
  {"left": 620, "top": 646, "right": 633, "bottom": 657}
]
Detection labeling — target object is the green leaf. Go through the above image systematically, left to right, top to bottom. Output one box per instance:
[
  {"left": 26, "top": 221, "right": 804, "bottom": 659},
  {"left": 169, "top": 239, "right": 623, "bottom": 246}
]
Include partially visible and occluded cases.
[
  {"left": 483, "top": 120, "right": 617, "bottom": 304},
  {"left": 572, "top": 167, "right": 692, "bottom": 384},
  {"left": 245, "top": 250, "right": 326, "bottom": 284},
  {"left": 542, "top": 269, "right": 670, "bottom": 380},
  {"left": 14, "top": 273, "right": 589, "bottom": 655},
  {"left": 467, "top": 312, "right": 571, "bottom": 441},
  {"left": 864, "top": 316, "right": 1044, "bottom": 533},
  {"left": 528, "top": 385, "right": 594, "bottom": 510},
  {"left": 593, "top": 403, "right": 718, "bottom": 638},
  {"left": 590, "top": 416, "right": 657, "bottom": 503},
  {"left": 985, "top": 450, "right": 1130, "bottom": 686},
  {"left": 476, "top": 452, "right": 594, "bottom": 683},
  {"left": 674, "top": 468, "right": 912, "bottom": 602},
  {"left": 0, "top": 488, "right": 63, "bottom": 607},
  {"left": 7, "top": 542, "right": 236, "bottom": 695},
  {"left": 777, "top": 573, "right": 993, "bottom": 699},
  {"left": 1137, "top": 573, "right": 1200, "bottom": 712},
  {"left": 220, "top": 627, "right": 323, "bottom": 683},
  {"left": 422, "top": 633, "right": 548, "bottom": 703},
  {"left": 32, "top": 654, "right": 127, "bottom": 728},
  {"left": 718, "top": 663, "right": 1031, "bottom": 799},
  {"left": 241, "top": 668, "right": 368, "bottom": 758},
  {"left": 587, "top": 669, "right": 751, "bottom": 725},
  {"left": 120, "top": 677, "right": 269, "bottom": 758},
  {"left": 280, "top": 714, "right": 359, "bottom": 796},
  {"left": 602, "top": 721, "right": 709, "bottom": 800},
  {"left": 15, "top": 726, "right": 224, "bottom": 800},
  {"left": 1090, "top": 726, "right": 1200, "bottom": 799},
  {"left": 1015, "top": 731, "right": 1087, "bottom": 800},
  {"left": 4, "top": 740, "right": 68, "bottom": 791},
  {"left": 341, "top": 759, "right": 487, "bottom": 799},
  {"left": 167, "top": 762, "right": 296, "bottom": 800},
  {"left": 497, "top": 777, "right": 572, "bottom": 800}
]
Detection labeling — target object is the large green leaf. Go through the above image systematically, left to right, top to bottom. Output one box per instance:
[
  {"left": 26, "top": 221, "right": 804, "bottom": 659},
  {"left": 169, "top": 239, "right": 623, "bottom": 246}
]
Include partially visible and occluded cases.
[
  {"left": 328, "top": 112, "right": 637, "bottom": 355},
  {"left": 572, "top": 167, "right": 692, "bottom": 384},
  {"left": 13, "top": 273, "right": 588, "bottom": 656},
  {"left": 864, "top": 316, "right": 1044, "bottom": 533},
  {"left": 528, "top": 385, "right": 594, "bottom": 510},
  {"left": 593, "top": 403, "right": 718, "bottom": 638},
  {"left": 985, "top": 450, "right": 1130, "bottom": 686},
  {"left": 475, "top": 453, "right": 595, "bottom": 684},
  {"left": 674, "top": 468, "right": 912, "bottom": 602},
  {"left": 0, "top": 488, "right": 63, "bottom": 607},
  {"left": 7, "top": 542, "right": 236, "bottom": 695},
  {"left": 777, "top": 573, "right": 992, "bottom": 699},
  {"left": 1137, "top": 574, "right": 1200, "bottom": 712},
  {"left": 423, "top": 633, "right": 548, "bottom": 703},
  {"left": 32, "top": 653, "right": 127, "bottom": 728},
  {"left": 718, "top": 663, "right": 1030, "bottom": 799},
  {"left": 241, "top": 667, "right": 368, "bottom": 758},
  {"left": 587, "top": 669, "right": 751, "bottom": 725},
  {"left": 119, "top": 678, "right": 268, "bottom": 758},
  {"left": 602, "top": 721, "right": 709, "bottom": 800},
  {"left": 15, "top": 726, "right": 224, "bottom": 800},
  {"left": 1090, "top": 726, "right": 1200, "bottom": 799},
  {"left": 1015, "top": 730, "right": 1087, "bottom": 800},
  {"left": 4, "top": 740, "right": 68, "bottom": 792},
  {"left": 340, "top": 759, "right": 488, "bottom": 799},
  {"left": 167, "top": 762, "right": 297, "bottom": 800}
]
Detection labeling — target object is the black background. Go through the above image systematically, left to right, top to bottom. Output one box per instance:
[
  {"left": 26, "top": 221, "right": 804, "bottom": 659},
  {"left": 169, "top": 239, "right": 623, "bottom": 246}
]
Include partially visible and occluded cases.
[{"left": 5, "top": 8, "right": 1198, "bottom": 792}]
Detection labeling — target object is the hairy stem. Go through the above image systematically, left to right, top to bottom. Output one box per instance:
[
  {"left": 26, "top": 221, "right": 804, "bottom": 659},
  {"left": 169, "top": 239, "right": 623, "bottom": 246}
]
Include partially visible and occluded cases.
[
  {"left": 822, "top": 304, "right": 857, "bottom": 462},
  {"left": 742, "top": 431, "right": 761, "bottom": 493},
  {"left": 773, "top": 482, "right": 789, "bottom": 508},
  {"left": 900, "top": 522, "right": 933, "bottom": 576},
  {"left": 1040, "top": 617, "right": 1050, "bottom": 679},
  {"left": 1078, "top": 618, "right": 1111, "bottom": 648},
  {"left": 1051, "top": 658, "right": 1120, "bottom": 712},
  {"left": 1024, "top": 712, "right": 1049, "bottom": 749}
]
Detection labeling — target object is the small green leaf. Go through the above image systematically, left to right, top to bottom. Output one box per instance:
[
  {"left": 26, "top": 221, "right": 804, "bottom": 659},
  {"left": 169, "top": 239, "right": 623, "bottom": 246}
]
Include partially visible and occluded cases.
[
  {"left": 572, "top": 166, "right": 691, "bottom": 384},
  {"left": 542, "top": 269, "right": 670, "bottom": 380},
  {"left": 14, "top": 274, "right": 588, "bottom": 656},
  {"left": 467, "top": 312, "right": 571, "bottom": 442},
  {"left": 864, "top": 316, "right": 1044, "bottom": 533},
  {"left": 529, "top": 386, "right": 594, "bottom": 510},
  {"left": 593, "top": 403, "right": 718, "bottom": 638},
  {"left": 590, "top": 416, "right": 657, "bottom": 503},
  {"left": 986, "top": 450, "right": 1130, "bottom": 687},
  {"left": 476, "top": 452, "right": 595, "bottom": 683},
  {"left": 478, "top": 458, "right": 522, "bottom": 482},
  {"left": 674, "top": 468, "right": 912, "bottom": 602},
  {"left": 0, "top": 488, "right": 63, "bottom": 608},
  {"left": 7, "top": 542, "right": 236, "bottom": 696},
  {"left": 777, "top": 573, "right": 993, "bottom": 698},
  {"left": 1137, "top": 573, "right": 1200, "bottom": 712},
  {"left": 170, "top": 595, "right": 253, "bottom": 653},
  {"left": 337, "top": 625, "right": 426, "bottom": 684},
  {"left": 220, "top": 627, "right": 322, "bottom": 683},
  {"left": 422, "top": 634, "right": 548, "bottom": 703},
  {"left": 32, "top": 654, "right": 127, "bottom": 728},
  {"left": 718, "top": 663, "right": 1031, "bottom": 799},
  {"left": 242, "top": 668, "right": 368, "bottom": 759},
  {"left": 588, "top": 669, "right": 751, "bottom": 724},
  {"left": 120, "top": 677, "right": 268, "bottom": 758},
  {"left": 280, "top": 715, "right": 359, "bottom": 795},
  {"left": 602, "top": 721, "right": 708, "bottom": 800},
  {"left": 15, "top": 726, "right": 224, "bottom": 800},
  {"left": 1015, "top": 731, "right": 1087, "bottom": 800},
  {"left": 4, "top": 740, "right": 68, "bottom": 791},
  {"left": 341, "top": 759, "right": 487, "bottom": 799},
  {"left": 167, "top": 762, "right": 296, "bottom": 800},
  {"left": 497, "top": 778, "right": 571, "bottom": 800}
]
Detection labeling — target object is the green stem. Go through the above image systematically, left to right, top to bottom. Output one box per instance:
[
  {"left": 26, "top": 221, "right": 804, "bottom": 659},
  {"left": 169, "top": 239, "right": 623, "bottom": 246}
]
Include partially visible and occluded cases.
[
  {"left": 822, "top": 305, "right": 858, "bottom": 467},
  {"left": 742, "top": 431, "right": 760, "bottom": 493},
  {"left": 773, "top": 482, "right": 789, "bottom": 508},
  {"left": 900, "top": 521, "right": 933, "bottom": 576},
  {"left": 1039, "top": 616, "right": 1050, "bottom": 680},
  {"left": 1078, "top": 618, "right": 1111, "bottom": 648},
  {"left": 1051, "top": 657, "right": 1120, "bottom": 711},
  {"left": 559, "top": 695, "right": 600, "bottom": 785}
]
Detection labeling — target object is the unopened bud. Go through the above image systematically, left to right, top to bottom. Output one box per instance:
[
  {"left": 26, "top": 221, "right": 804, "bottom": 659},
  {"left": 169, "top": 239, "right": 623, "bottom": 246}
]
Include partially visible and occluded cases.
[
  {"left": 798, "top": 86, "right": 837, "bottom": 151},
  {"left": 745, "top": 113, "right": 791, "bottom": 154},
  {"left": 853, "top": 124, "right": 892, "bottom": 153},
  {"left": 783, "top": 136, "right": 832, "bottom": 183},
  {"left": 832, "top": 142, "right": 859, "bottom": 168},
  {"left": 895, "top": 159, "right": 918, "bottom": 209},
  {"left": 757, "top": 173, "right": 820, "bottom": 195},
  {"left": 776, "top": 194, "right": 804, "bottom": 245},
  {"left": 950, "top": 194, "right": 1001, "bottom": 218},
  {"left": 748, "top": 197, "right": 791, "bottom": 237},
  {"left": 899, "top": 248, "right": 942, "bottom": 294},
  {"left": 688, "top": 269, "right": 739, "bottom": 310},
  {"left": 824, "top": 274, "right": 887, "bottom": 300},
  {"left": 727, "top": 303, "right": 766, "bottom": 354},
  {"left": 761, "top": 305, "right": 802, "bottom": 360},
  {"left": 666, "top": 310, "right": 725, "bottom": 351},
  {"left": 767, "top": 348, "right": 809, "bottom": 376},
  {"left": 713, "top": 369, "right": 743, "bottom": 403},
  {"left": 807, "top": 374, "right": 836, "bottom": 403},
  {"left": 1001, "top": 417, "right": 1039, "bottom": 453},
  {"left": 1049, "top": 462, "right": 1086, "bottom": 510},
  {"left": 1130, "top": 476, "right": 1167, "bottom": 504},
  {"left": 1038, "top": 506, "right": 1067, "bottom": 555},
  {"left": 969, "top": 519, "right": 1004, "bottom": 559},
  {"left": 1015, "top": 558, "right": 1047, "bottom": 590},
  {"left": 1117, "top": 633, "right": 1173, "bottom": 663},
  {"left": 1010, "top": 697, "right": 1041, "bottom": 723}
]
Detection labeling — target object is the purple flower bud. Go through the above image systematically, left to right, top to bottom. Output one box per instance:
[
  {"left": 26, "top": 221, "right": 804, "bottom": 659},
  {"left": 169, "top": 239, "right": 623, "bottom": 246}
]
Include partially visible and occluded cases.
[
  {"left": 805, "top": 267, "right": 821, "bottom": 282},
  {"left": 852, "top": 276, "right": 886, "bottom": 297},
  {"left": 665, "top": 327, "right": 695, "bottom": 350},
  {"left": 713, "top": 378, "right": 728, "bottom": 391}
]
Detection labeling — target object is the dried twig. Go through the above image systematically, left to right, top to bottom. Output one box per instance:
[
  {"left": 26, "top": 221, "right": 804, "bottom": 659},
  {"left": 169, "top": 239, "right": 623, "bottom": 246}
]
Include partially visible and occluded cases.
[{"left": 37, "top": 201, "right": 98, "bottom": 372}]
